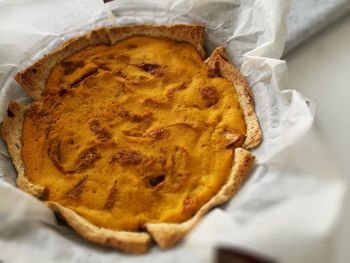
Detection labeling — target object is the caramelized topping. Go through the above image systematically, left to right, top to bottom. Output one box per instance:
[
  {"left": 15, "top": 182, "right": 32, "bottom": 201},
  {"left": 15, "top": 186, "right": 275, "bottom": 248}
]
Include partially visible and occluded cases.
[
  {"left": 127, "top": 44, "right": 137, "bottom": 49},
  {"left": 200, "top": 86, "right": 219, "bottom": 107},
  {"left": 89, "top": 119, "right": 113, "bottom": 144},
  {"left": 145, "top": 128, "right": 170, "bottom": 140},
  {"left": 48, "top": 137, "right": 101, "bottom": 173},
  {"left": 47, "top": 138, "right": 64, "bottom": 171},
  {"left": 76, "top": 147, "right": 101, "bottom": 171},
  {"left": 111, "top": 149, "right": 143, "bottom": 165},
  {"left": 67, "top": 176, "right": 88, "bottom": 200},
  {"left": 105, "top": 180, "right": 118, "bottom": 209}
]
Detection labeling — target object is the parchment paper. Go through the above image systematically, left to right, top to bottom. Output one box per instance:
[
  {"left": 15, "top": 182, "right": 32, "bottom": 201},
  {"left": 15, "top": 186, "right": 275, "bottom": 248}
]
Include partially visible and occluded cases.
[{"left": 0, "top": 0, "right": 346, "bottom": 262}]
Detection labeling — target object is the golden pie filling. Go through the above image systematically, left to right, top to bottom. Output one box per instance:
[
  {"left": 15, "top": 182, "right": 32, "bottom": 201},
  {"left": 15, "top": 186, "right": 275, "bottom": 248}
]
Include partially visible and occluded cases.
[{"left": 22, "top": 36, "right": 246, "bottom": 231}]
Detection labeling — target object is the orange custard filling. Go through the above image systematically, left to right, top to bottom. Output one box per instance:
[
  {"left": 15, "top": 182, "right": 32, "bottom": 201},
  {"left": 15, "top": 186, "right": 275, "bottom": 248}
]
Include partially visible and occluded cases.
[{"left": 21, "top": 36, "right": 246, "bottom": 231}]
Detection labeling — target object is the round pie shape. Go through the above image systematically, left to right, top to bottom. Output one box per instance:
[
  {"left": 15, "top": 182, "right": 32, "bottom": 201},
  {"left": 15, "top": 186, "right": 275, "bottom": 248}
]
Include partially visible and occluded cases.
[{"left": 1, "top": 25, "right": 262, "bottom": 253}]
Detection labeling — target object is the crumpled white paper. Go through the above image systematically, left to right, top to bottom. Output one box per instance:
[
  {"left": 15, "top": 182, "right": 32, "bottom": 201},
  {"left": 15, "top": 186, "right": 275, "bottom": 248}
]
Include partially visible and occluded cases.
[{"left": 0, "top": 0, "right": 346, "bottom": 262}]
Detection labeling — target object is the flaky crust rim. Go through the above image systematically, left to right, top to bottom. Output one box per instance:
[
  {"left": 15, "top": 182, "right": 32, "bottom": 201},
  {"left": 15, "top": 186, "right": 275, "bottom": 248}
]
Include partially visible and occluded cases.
[
  {"left": 2, "top": 24, "right": 261, "bottom": 253},
  {"left": 15, "top": 25, "right": 205, "bottom": 100},
  {"left": 205, "top": 47, "right": 262, "bottom": 148}
]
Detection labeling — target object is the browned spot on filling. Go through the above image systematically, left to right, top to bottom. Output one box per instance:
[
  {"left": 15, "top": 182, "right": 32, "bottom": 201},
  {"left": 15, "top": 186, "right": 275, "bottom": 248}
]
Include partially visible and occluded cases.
[
  {"left": 127, "top": 44, "right": 137, "bottom": 49},
  {"left": 106, "top": 54, "right": 115, "bottom": 60},
  {"left": 118, "top": 55, "right": 130, "bottom": 63},
  {"left": 61, "top": 60, "right": 85, "bottom": 75},
  {"left": 136, "top": 63, "right": 161, "bottom": 74},
  {"left": 99, "top": 64, "right": 111, "bottom": 71},
  {"left": 71, "top": 68, "right": 99, "bottom": 87},
  {"left": 115, "top": 70, "right": 127, "bottom": 78},
  {"left": 138, "top": 75, "right": 147, "bottom": 81},
  {"left": 166, "top": 80, "right": 191, "bottom": 98},
  {"left": 57, "top": 82, "right": 71, "bottom": 97},
  {"left": 121, "top": 83, "right": 134, "bottom": 94},
  {"left": 200, "top": 86, "right": 220, "bottom": 107},
  {"left": 58, "top": 89, "right": 67, "bottom": 97},
  {"left": 143, "top": 97, "right": 167, "bottom": 107},
  {"left": 118, "top": 107, "right": 152, "bottom": 122},
  {"left": 118, "top": 107, "right": 130, "bottom": 119},
  {"left": 130, "top": 111, "right": 152, "bottom": 122},
  {"left": 89, "top": 119, "right": 113, "bottom": 144},
  {"left": 145, "top": 128, "right": 170, "bottom": 140},
  {"left": 122, "top": 130, "right": 143, "bottom": 137},
  {"left": 47, "top": 139, "right": 64, "bottom": 171},
  {"left": 49, "top": 142, "right": 102, "bottom": 174},
  {"left": 76, "top": 147, "right": 101, "bottom": 171},
  {"left": 111, "top": 149, "right": 143, "bottom": 165},
  {"left": 149, "top": 175, "right": 165, "bottom": 187},
  {"left": 67, "top": 176, "right": 88, "bottom": 199},
  {"left": 104, "top": 180, "right": 118, "bottom": 209},
  {"left": 183, "top": 196, "right": 197, "bottom": 213}
]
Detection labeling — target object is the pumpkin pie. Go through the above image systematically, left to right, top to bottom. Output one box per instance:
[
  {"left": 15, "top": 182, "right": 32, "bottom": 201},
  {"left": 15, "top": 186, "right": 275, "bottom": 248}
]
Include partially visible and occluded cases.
[{"left": 1, "top": 25, "right": 262, "bottom": 253}]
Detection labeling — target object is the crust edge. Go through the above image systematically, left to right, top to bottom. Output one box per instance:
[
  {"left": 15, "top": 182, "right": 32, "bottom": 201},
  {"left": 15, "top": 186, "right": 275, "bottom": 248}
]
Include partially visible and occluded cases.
[
  {"left": 15, "top": 24, "right": 205, "bottom": 100},
  {"left": 15, "top": 28, "right": 110, "bottom": 100},
  {"left": 205, "top": 47, "right": 262, "bottom": 149},
  {"left": 1, "top": 89, "right": 258, "bottom": 252},
  {"left": 0, "top": 101, "right": 151, "bottom": 254},
  {"left": 1, "top": 101, "right": 47, "bottom": 198},
  {"left": 146, "top": 147, "right": 255, "bottom": 248},
  {"left": 47, "top": 202, "right": 151, "bottom": 254}
]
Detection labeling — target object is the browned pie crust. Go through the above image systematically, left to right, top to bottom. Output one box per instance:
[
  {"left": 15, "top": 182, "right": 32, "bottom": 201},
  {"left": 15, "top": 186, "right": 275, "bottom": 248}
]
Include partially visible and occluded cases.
[
  {"left": 1, "top": 24, "right": 261, "bottom": 253},
  {"left": 15, "top": 25, "right": 205, "bottom": 100},
  {"left": 205, "top": 47, "right": 262, "bottom": 148}
]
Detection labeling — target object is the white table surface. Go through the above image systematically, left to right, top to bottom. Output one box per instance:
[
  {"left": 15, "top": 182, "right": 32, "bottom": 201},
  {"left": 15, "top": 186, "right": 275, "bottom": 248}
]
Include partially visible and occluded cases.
[{"left": 284, "top": 13, "right": 350, "bottom": 263}]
